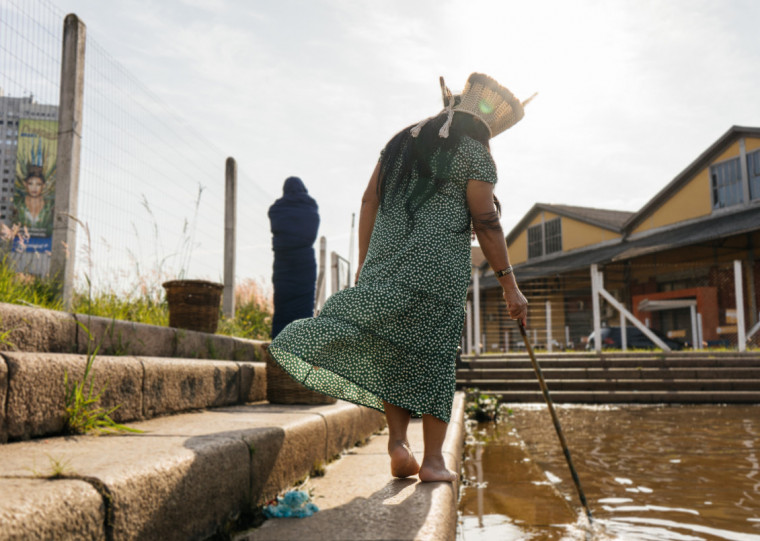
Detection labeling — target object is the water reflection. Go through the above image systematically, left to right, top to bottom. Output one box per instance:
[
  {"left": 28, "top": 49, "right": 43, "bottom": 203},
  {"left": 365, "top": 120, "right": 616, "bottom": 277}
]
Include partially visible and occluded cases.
[
  {"left": 463, "top": 404, "right": 760, "bottom": 540},
  {"left": 459, "top": 420, "right": 585, "bottom": 540}
]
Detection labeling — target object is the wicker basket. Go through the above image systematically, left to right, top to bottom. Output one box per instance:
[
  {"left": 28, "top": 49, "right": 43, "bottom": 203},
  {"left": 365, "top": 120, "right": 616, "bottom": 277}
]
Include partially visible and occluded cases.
[
  {"left": 162, "top": 280, "right": 223, "bottom": 334},
  {"left": 264, "top": 345, "right": 337, "bottom": 405}
]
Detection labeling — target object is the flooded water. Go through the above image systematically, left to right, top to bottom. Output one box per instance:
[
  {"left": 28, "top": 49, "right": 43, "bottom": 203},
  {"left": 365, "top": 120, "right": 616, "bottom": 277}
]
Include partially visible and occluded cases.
[{"left": 459, "top": 404, "right": 760, "bottom": 540}]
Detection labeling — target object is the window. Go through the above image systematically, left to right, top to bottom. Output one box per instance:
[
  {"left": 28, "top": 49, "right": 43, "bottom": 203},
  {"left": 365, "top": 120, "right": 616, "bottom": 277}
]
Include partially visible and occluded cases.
[
  {"left": 748, "top": 149, "right": 760, "bottom": 201},
  {"left": 711, "top": 157, "right": 743, "bottom": 209},
  {"left": 527, "top": 217, "right": 562, "bottom": 259},
  {"left": 545, "top": 218, "right": 562, "bottom": 254},
  {"left": 528, "top": 224, "right": 543, "bottom": 259}
]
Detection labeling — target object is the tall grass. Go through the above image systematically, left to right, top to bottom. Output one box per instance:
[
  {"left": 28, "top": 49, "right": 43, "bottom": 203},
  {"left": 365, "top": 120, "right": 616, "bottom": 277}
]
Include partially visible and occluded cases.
[
  {"left": 0, "top": 251, "right": 272, "bottom": 339},
  {"left": 0, "top": 254, "right": 63, "bottom": 310},
  {"left": 218, "top": 278, "right": 273, "bottom": 340}
]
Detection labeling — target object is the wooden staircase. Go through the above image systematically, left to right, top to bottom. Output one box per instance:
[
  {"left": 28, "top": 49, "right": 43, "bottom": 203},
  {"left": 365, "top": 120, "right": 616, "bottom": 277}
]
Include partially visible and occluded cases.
[{"left": 456, "top": 352, "right": 760, "bottom": 403}]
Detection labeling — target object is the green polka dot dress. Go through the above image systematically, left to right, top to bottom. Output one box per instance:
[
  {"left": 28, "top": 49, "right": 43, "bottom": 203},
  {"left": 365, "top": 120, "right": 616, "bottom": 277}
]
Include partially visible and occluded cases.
[{"left": 269, "top": 136, "right": 497, "bottom": 422}]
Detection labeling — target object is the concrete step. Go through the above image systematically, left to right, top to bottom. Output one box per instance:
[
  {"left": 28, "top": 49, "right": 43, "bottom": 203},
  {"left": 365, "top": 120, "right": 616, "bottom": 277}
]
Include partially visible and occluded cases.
[
  {"left": 0, "top": 352, "right": 267, "bottom": 443},
  {"left": 463, "top": 352, "right": 759, "bottom": 361},
  {"left": 459, "top": 357, "right": 760, "bottom": 369},
  {"left": 457, "top": 367, "right": 760, "bottom": 381},
  {"left": 458, "top": 379, "right": 760, "bottom": 392},
  {"left": 474, "top": 390, "right": 760, "bottom": 403},
  {"left": 234, "top": 394, "right": 466, "bottom": 541},
  {"left": 0, "top": 400, "right": 387, "bottom": 540}
]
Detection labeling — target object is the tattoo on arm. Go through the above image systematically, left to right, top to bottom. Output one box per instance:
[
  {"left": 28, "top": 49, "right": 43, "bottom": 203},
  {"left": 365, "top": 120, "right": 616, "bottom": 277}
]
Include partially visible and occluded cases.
[{"left": 472, "top": 210, "right": 502, "bottom": 232}]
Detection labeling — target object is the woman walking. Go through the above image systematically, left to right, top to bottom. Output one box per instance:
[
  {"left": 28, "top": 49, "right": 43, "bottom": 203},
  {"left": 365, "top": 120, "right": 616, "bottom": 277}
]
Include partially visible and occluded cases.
[{"left": 269, "top": 73, "right": 529, "bottom": 482}]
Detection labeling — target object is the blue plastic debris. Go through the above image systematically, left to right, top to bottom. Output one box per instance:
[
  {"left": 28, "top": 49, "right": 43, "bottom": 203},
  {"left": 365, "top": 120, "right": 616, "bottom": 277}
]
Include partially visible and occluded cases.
[{"left": 263, "top": 490, "right": 319, "bottom": 518}]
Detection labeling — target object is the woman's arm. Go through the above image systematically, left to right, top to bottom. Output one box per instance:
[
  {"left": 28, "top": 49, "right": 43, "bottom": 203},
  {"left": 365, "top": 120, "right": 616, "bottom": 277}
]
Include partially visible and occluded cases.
[
  {"left": 356, "top": 161, "right": 381, "bottom": 282},
  {"left": 466, "top": 179, "right": 528, "bottom": 326}
]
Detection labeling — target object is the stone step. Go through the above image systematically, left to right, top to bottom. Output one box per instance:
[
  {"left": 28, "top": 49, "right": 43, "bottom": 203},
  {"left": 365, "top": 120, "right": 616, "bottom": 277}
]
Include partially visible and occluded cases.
[
  {"left": 0, "top": 302, "right": 266, "bottom": 361},
  {"left": 0, "top": 352, "right": 266, "bottom": 443},
  {"left": 457, "top": 367, "right": 760, "bottom": 381},
  {"left": 457, "top": 379, "right": 760, "bottom": 392},
  {"left": 470, "top": 390, "right": 760, "bottom": 403},
  {"left": 0, "top": 400, "right": 387, "bottom": 540}
]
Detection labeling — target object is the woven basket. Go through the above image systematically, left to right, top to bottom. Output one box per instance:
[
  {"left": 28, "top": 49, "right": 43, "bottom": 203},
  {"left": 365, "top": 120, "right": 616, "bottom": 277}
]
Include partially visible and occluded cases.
[
  {"left": 163, "top": 280, "right": 223, "bottom": 334},
  {"left": 264, "top": 345, "right": 337, "bottom": 405}
]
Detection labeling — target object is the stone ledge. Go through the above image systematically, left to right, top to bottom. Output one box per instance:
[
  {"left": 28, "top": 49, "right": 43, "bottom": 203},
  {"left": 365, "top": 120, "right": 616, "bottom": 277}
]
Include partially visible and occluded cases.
[
  {"left": 0, "top": 302, "right": 267, "bottom": 362},
  {"left": 0, "top": 303, "right": 77, "bottom": 354},
  {"left": 0, "top": 352, "right": 267, "bottom": 442},
  {"left": 0, "top": 358, "right": 7, "bottom": 444},
  {"left": 240, "top": 393, "right": 465, "bottom": 541},
  {"left": 0, "top": 401, "right": 385, "bottom": 540},
  {"left": 0, "top": 478, "right": 106, "bottom": 541}
]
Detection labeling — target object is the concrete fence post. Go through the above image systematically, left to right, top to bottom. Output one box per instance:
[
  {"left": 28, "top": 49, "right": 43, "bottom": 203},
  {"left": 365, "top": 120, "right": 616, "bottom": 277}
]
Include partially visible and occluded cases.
[
  {"left": 50, "top": 14, "right": 86, "bottom": 309},
  {"left": 223, "top": 157, "right": 237, "bottom": 318},
  {"left": 314, "top": 236, "right": 326, "bottom": 314},
  {"left": 331, "top": 251, "right": 339, "bottom": 295},
  {"left": 545, "top": 300, "right": 552, "bottom": 352}
]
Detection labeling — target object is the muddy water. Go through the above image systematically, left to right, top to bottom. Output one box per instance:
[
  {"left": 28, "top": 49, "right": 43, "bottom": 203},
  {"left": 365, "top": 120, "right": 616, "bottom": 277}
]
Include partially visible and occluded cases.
[{"left": 459, "top": 405, "right": 760, "bottom": 540}]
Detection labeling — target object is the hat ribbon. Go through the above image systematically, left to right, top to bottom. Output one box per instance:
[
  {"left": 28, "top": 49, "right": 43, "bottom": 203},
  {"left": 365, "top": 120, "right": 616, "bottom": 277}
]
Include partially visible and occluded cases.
[{"left": 410, "top": 76, "right": 454, "bottom": 139}]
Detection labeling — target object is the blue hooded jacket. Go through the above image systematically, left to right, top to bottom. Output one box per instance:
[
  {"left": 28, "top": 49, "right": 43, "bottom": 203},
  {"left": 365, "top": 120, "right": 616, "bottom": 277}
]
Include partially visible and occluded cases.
[{"left": 268, "top": 177, "right": 320, "bottom": 337}]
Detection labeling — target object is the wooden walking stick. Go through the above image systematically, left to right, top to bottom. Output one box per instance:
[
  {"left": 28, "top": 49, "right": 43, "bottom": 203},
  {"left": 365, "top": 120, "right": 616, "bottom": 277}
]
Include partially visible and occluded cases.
[{"left": 518, "top": 321, "right": 594, "bottom": 525}]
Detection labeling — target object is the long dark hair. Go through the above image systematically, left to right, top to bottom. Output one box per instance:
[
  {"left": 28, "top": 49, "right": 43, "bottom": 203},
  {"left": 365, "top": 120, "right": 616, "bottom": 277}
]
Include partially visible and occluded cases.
[{"left": 377, "top": 111, "right": 491, "bottom": 228}]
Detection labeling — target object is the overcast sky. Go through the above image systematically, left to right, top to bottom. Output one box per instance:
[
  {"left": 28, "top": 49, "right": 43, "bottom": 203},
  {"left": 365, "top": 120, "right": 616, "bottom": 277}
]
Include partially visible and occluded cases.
[{"left": 43, "top": 0, "right": 760, "bottom": 282}]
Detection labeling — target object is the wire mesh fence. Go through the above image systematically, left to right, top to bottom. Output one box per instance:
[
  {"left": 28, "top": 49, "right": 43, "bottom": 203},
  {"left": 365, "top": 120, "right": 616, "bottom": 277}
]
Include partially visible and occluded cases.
[
  {"left": 1, "top": 0, "right": 277, "bottom": 301},
  {"left": 469, "top": 254, "right": 760, "bottom": 353}
]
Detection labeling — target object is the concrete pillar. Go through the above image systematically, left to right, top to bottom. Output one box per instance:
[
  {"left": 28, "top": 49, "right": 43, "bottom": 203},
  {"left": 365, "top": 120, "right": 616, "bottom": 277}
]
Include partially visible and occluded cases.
[
  {"left": 50, "top": 14, "right": 86, "bottom": 309},
  {"left": 223, "top": 157, "right": 237, "bottom": 318},
  {"left": 734, "top": 260, "right": 746, "bottom": 351},
  {"left": 591, "top": 264, "right": 602, "bottom": 353},
  {"left": 472, "top": 267, "right": 481, "bottom": 355},
  {"left": 466, "top": 300, "right": 473, "bottom": 355},
  {"left": 545, "top": 300, "right": 552, "bottom": 352},
  {"left": 690, "top": 305, "right": 699, "bottom": 350},
  {"left": 619, "top": 310, "right": 627, "bottom": 350},
  {"left": 697, "top": 312, "right": 704, "bottom": 348}
]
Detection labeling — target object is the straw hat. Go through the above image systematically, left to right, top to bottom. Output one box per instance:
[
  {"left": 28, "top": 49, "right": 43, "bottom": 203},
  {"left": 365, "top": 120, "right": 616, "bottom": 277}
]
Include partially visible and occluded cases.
[{"left": 411, "top": 73, "right": 536, "bottom": 139}]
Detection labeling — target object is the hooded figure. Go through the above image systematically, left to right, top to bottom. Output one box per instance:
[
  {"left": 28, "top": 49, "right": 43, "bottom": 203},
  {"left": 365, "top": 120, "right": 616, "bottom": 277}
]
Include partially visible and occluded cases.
[{"left": 268, "top": 177, "right": 320, "bottom": 338}]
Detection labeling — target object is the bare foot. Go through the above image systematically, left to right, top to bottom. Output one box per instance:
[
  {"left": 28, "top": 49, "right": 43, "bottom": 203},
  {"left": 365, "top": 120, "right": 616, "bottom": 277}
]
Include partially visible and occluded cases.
[
  {"left": 389, "top": 441, "right": 420, "bottom": 478},
  {"left": 419, "top": 455, "right": 457, "bottom": 482}
]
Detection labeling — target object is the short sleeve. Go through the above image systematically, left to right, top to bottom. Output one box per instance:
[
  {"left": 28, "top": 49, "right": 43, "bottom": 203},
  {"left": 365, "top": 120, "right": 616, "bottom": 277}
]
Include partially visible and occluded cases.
[{"left": 463, "top": 138, "right": 497, "bottom": 185}]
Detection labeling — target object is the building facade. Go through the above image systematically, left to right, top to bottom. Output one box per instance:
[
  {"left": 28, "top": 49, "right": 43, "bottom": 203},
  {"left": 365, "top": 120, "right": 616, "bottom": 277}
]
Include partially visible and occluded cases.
[{"left": 472, "top": 125, "right": 760, "bottom": 351}]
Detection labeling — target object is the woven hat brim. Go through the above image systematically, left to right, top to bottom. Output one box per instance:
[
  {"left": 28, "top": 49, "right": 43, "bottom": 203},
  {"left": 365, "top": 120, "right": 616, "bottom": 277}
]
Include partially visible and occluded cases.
[{"left": 454, "top": 73, "right": 525, "bottom": 137}]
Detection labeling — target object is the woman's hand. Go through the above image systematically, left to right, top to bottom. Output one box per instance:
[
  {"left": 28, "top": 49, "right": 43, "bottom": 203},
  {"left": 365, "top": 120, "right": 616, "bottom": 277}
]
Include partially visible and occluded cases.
[{"left": 503, "top": 286, "right": 528, "bottom": 328}]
